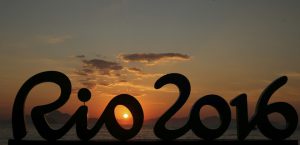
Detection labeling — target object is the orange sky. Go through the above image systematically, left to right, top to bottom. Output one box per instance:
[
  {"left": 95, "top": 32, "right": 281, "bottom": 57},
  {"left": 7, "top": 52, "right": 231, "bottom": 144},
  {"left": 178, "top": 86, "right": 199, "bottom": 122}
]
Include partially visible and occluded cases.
[{"left": 1, "top": 1, "right": 300, "bottom": 125}]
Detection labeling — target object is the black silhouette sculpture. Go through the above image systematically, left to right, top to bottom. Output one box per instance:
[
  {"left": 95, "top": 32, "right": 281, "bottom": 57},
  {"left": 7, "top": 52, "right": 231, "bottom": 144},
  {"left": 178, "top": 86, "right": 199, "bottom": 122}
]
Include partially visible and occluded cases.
[
  {"left": 10, "top": 71, "right": 298, "bottom": 145},
  {"left": 12, "top": 71, "right": 143, "bottom": 141},
  {"left": 12, "top": 71, "right": 72, "bottom": 140},
  {"left": 154, "top": 73, "right": 231, "bottom": 140},
  {"left": 154, "top": 73, "right": 191, "bottom": 140},
  {"left": 154, "top": 74, "right": 298, "bottom": 141},
  {"left": 231, "top": 76, "right": 298, "bottom": 140}
]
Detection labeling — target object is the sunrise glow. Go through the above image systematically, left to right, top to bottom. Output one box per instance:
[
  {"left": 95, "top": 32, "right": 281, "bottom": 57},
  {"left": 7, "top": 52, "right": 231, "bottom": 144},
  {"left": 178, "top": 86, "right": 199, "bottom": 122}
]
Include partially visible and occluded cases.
[
  {"left": 0, "top": 0, "right": 299, "bottom": 127},
  {"left": 123, "top": 113, "right": 129, "bottom": 119}
]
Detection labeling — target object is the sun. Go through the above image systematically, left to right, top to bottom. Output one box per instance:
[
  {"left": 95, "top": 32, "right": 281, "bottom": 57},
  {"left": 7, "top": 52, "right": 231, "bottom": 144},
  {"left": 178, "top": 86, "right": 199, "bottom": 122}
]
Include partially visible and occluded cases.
[{"left": 123, "top": 113, "right": 129, "bottom": 119}]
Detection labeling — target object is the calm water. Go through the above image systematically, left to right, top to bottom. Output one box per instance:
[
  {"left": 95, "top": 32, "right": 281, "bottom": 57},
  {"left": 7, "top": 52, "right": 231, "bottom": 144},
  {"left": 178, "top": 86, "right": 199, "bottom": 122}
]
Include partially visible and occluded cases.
[{"left": 1, "top": 124, "right": 299, "bottom": 145}]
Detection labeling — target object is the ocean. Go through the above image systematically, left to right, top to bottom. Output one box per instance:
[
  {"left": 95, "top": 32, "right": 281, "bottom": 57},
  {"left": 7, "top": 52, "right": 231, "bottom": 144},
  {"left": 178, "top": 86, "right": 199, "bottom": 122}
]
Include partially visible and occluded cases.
[{"left": 1, "top": 124, "right": 299, "bottom": 145}]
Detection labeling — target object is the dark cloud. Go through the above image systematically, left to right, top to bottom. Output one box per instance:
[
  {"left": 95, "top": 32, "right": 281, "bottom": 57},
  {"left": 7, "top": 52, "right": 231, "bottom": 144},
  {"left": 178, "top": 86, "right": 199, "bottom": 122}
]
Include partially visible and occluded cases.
[
  {"left": 75, "top": 53, "right": 189, "bottom": 89},
  {"left": 119, "top": 53, "right": 190, "bottom": 64},
  {"left": 76, "top": 55, "right": 85, "bottom": 58},
  {"left": 75, "top": 58, "right": 124, "bottom": 88},
  {"left": 83, "top": 59, "right": 123, "bottom": 75},
  {"left": 126, "top": 67, "right": 162, "bottom": 78},
  {"left": 127, "top": 67, "right": 143, "bottom": 73},
  {"left": 76, "top": 68, "right": 94, "bottom": 76},
  {"left": 82, "top": 68, "right": 93, "bottom": 74},
  {"left": 119, "top": 79, "right": 128, "bottom": 83},
  {"left": 81, "top": 81, "right": 96, "bottom": 89}
]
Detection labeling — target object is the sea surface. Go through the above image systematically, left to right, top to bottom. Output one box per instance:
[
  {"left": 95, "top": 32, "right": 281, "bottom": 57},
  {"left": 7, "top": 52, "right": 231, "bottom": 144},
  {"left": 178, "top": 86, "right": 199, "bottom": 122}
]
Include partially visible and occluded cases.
[{"left": 1, "top": 124, "right": 299, "bottom": 145}]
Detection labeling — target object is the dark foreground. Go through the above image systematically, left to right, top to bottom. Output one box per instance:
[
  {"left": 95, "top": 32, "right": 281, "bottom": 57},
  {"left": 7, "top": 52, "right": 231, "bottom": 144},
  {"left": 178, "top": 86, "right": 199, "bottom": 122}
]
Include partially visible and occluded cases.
[{"left": 8, "top": 140, "right": 298, "bottom": 145}]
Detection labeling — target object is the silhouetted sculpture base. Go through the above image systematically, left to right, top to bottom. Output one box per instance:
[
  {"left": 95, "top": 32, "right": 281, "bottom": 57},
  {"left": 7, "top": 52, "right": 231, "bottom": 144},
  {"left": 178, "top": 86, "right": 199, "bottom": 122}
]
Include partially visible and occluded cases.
[{"left": 8, "top": 140, "right": 298, "bottom": 145}]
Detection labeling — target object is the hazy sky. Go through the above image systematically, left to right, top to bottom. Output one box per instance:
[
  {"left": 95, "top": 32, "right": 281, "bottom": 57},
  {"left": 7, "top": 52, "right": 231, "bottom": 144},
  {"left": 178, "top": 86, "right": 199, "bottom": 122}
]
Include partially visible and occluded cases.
[{"left": 1, "top": 0, "right": 300, "bottom": 123}]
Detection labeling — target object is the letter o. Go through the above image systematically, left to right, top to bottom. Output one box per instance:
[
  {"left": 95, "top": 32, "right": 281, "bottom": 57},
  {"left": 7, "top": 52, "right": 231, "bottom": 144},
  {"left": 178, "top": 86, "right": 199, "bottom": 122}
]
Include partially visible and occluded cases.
[
  {"left": 104, "top": 94, "right": 144, "bottom": 141},
  {"left": 190, "top": 95, "right": 231, "bottom": 140}
]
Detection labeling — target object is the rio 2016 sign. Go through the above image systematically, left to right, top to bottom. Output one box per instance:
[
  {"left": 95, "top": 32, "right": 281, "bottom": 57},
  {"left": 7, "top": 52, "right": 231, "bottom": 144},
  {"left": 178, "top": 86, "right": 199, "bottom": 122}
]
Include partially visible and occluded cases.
[{"left": 10, "top": 71, "right": 298, "bottom": 144}]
